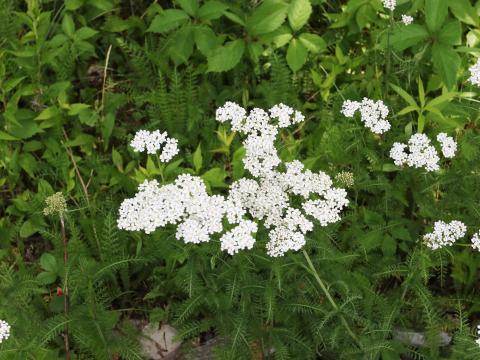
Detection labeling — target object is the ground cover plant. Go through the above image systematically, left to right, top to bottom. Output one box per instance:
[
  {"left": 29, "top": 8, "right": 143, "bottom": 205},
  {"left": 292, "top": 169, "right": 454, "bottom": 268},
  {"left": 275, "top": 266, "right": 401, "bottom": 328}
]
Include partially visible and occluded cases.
[{"left": 1, "top": 0, "right": 480, "bottom": 359}]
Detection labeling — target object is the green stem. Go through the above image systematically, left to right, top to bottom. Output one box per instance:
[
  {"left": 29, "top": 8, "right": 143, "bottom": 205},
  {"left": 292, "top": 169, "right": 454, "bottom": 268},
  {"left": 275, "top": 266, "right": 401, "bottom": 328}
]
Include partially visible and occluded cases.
[{"left": 302, "top": 249, "right": 362, "bottom": 349}]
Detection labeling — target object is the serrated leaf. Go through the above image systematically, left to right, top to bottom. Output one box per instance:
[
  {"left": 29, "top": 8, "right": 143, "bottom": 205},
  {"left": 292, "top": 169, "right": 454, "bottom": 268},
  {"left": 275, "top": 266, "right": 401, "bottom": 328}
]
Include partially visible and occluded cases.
[
  {"left": 177, "top": 0, "right": 198, "bottom": 17},
  {"left": 198, "top": 0, "right": 228, "bottom": 21},
  {"left": 246, "top": 0, "right": 288, "bottom": 36},
  {"left": 288, "top": 0, "right": 312, "bottom": 31},
  {"left": 425, "top": 0, "right": 448, "bottom": 32},
  {"left": 147, "top": 10, "right": 190, "bottom": 33},
  {"left": 390, "top": 24, "right": 429, "bottom": 51},
  {"left": 298, "top": 33, "right": 326, "bottom": 53},
  {"left": 286, "top": 38, "right": 307, "bottom": 71},
  {"left": 207, "top": 39, "right": 245, "bottom": 72},
  {"left": 432, "top": 43, "right": 460, "bottom": 90}
]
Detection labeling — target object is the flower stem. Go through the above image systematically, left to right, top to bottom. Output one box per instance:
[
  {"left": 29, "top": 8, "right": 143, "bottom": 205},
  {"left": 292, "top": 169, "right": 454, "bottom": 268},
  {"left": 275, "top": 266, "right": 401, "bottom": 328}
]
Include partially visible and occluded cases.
[
  {"left": 60, "top": 215, "right": 71, "bottom": 360},
  {"left": 302, "top": 249, "right": 362, "bottom": 349}
]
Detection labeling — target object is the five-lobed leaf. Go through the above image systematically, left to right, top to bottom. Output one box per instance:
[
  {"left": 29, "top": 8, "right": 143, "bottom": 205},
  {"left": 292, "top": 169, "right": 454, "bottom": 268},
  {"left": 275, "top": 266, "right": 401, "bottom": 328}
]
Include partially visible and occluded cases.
[{"left": 288, "top": 0, "right": 312, "bottom": 31}]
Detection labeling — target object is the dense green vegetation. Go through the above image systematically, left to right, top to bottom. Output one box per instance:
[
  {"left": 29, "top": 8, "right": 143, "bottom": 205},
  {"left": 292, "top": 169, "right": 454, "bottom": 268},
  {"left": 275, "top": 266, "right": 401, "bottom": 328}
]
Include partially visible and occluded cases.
[{"left": 1, "top": 0, "right": 480, "bottom": 359}]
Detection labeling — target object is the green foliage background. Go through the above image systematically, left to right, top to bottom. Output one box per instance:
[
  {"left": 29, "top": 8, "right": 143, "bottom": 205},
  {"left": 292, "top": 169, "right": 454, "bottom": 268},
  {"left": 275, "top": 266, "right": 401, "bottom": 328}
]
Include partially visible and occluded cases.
[{"left": 1, "top": 0, "right": 480, "bottom": 359}]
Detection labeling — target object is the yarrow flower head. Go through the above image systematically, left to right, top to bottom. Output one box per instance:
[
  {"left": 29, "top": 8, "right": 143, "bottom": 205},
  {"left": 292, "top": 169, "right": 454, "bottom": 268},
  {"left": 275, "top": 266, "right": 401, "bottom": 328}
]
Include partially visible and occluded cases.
[
  {"left": 383, "top": 0, "right": 396, "bottom": 11},
  {"left": 401, "top": 15, "right": 413, "bottom": 25},
  {"left": 468, "top": 58, "right": 480, "bottom": 86},
  {"left": 341, "top": 98, "right": 391, "bottom": 134},
  {"left": 119, "top": 102, "right": 350, "bottom": 257},
  {"left": 130, "top": 130, "right": 179, "bottom": 162},
  {"left": 436, "top": 133, "right": 457, "bottom": 158},
  {"left": 390, "top": 134, "right": 440, "bottom": 172},
  {"left": 335, "top": 171, "right": 354, "bottom": 188},
  {"left": 43, "top": 192, "right": 67, "bottom": 216},
  {"left": 423, "top": 220, "right": 467, "bottom": 250},
  {"left": 471, "top": 231, "right": 480, "bottom": 252},
  {"left": 0, "top": 320, "right": 10, "bottom": 343},
  {"left": 476, "top": 325, "right": 480, "bottom": 346}
]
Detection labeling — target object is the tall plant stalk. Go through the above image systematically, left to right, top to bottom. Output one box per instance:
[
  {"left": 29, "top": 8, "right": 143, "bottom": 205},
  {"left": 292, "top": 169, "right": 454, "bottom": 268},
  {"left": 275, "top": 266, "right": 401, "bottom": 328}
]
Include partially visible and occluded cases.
[
  {"left": 60, "top": 214, "right": 71, "bottom": 360},
  {"left": 302, "top": 249, "right": 362, "bottom": 349}
]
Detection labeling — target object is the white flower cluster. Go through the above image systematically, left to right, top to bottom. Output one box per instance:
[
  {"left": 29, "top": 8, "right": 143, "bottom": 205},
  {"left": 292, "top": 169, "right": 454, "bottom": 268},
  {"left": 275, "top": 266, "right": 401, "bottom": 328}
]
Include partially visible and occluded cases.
[
  {"left": 383, "top": 0, "right": 396, "bottom": 11},
  {"left": 401, "top": 15, "right": 413, "bottom": 25},
  {"left": 468, "top": 58, "right": 480, "bottom": 86},
  {"left": 341, "top": 98, "right": 391, "bottom": 134},
  {"left": 119, "top": 102, "right": 349, "bottom": 257},
  {"left": 130, "top": 130, "right": 179, "bottom": 162},
  {"left": 390, "top": 133, "right": 457, "bottom": 172},
  {"left": 437, "top": 133, "right": 457, "bottom": 158},
  {"left": 423, "top": 220, "right": 467, "bottom": 250},
  {"left": 471, "top": 231, "right": 480, "bottom": 252},
  {"left": 0, "top": 320, "right": 10, "bottom": 343},
  {"left": 476, "top": 325, "right": 480, "bottom": 347}
]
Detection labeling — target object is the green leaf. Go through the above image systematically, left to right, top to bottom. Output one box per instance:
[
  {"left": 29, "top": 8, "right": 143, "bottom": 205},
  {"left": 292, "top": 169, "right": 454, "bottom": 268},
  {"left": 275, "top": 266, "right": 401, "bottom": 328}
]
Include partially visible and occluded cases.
[
  {"left": 65, "top": 0, "right": 83, "bottom": 10},
  {"left": 177, "top": 0, "right": 199, "bottom": 17},
  {"left": 198, "top": 0, "right": 228, "bottom": 21},
  {"left": 246, "top": 0, "right": 289, "bottom": 36},
  {"left": 288, "top": 0, "right": 312, "bottom": 31},
  {"left": 425, "top": 0, "right": 448, "bottom": 32},
  {"left": 449, "top": 0, "right": 479, "bottom": 26},
  {"left": 147, "top": 10, "right": 190, "bottom": 33},
  {"left": 62, "top": 13, "right": 75, "bottom": 37},
  {"left": 437, "top": 20, "right": 461, "bottom": 45},
  {"left": 390, "top": 24, "right": 429, "bottom": 51},
  {"left": 168, "top": 25, "right": 195, "bottom": 64},
  {"left": 194, "top": 25, "right": 218, "bottom": 56},
  {"left": 269, "top": 26, "right": 293, "bottom": 48},
  {"left": 75, "top": 27, "right": 98, "bottom": 40},
  {"left": 298, "top": 33, "right": 326, "bottom": 53},
  {"left": 286, "top": 38, "right": 307, "bottom": 71},
  {"left": 207, "top": 39, "right": 245, "bottom": 72},
  {"left": 432, "top": 43, "right": 460, "bottom": 90},
  {"left": 389, "top": 83, "right": 418, "bottom": 108},
  {"left": 425, "top": 92, "right": 457, "bottom": 111},
  {"left": 67, "top": 103, "right": 90, "bottom": 115},
  {"left": 35, "top": 106, "right": 61, "bottom": 120},
  {"left": 102, "top": 112, "right": 115, "bottom": 150},
  {"left": 418, "top": 113, "right": 425, "bottom": 133},
  {"left": 0, "top": 131, "right": 19, "bottom": 141},
  {"left": 193, "top": 144, "right": 203, "bottom": 173},
  {"left": 112, "top": 148, "right": 123, "bottom": 172},
  {"left": 19, "top": 153, "right": 38, "bottom": 177},
  {"left": 202, "top": 167, "right": 227, "bottom": 188},
  {"left": 20, "top": 219, "right": 37, "bottom": 238},
  {"left": 381, "top": 234, "right": 397, "bottom": 257},
  {"left": 40, "top": 253, "right": 58, "bottom": 273},
  {"left": 36, "top": 272, "right": 58, "bottom": 285}
]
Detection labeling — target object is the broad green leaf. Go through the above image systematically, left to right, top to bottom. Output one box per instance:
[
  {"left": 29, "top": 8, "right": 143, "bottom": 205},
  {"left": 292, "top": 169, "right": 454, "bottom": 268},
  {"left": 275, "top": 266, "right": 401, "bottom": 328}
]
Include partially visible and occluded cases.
[
  {"left": 65, "top": 0, "right": 83, "bottom": 10},
  {"left": 177, "top": 0, "right": 199, "bottom": 17},
  {"left": 198, "top": 0, "right": 228, "bottom": 21},
  {"left": 246, "top": 0, "right": 289, "bottom": 36},
  {"left": 288, "top": 0, "right": 312, "bottom": 31},
  {"left": 425, "top": 0, "right": 448, "bottom": 32},
  {"left": 449, "top": 0, "right": 479, "bottom": 26},
  {"left": 147, "top": 10, "right": 190, "bottom": 33},
  {"left": 223, "top": 11, "right": 245, "bottom": 26},
  {"left": 62, "top": 13, "right": 75, "bottom": 37},
  {"left": 438, "top": 20, "right": 462, "bottom": 46},
  {"left": 390, "top": 24, "right": 429, "bottom": 51},
  {"left": 168, "top": 25, "right": 195, "bottom": 64},
  {"left": 194, "top": 25, "right": 218, "bottom": 56},
  {"left": 270, "top": 26, "right": 293, "bottom": 48},
  {"left": 75, "top": 27, "right": 98, "bottom": 40},
  {"left": 298, "top": 33, "right": 326, "bottom": 53},
  {"left": 286, "top": 38, "right": 307, "bottom": 71},
  {"left": 207, "top": 39, "right": 245, "bottom": 72},
  {"left": 432, "top": 43, "right": 460, "bottom": 90},
  {"left": 389, "top": 83, "right": 418, "bottom": 108},
  {"left": 425, "top": 92, "right": 457, "bottom": 111},
  {"left": 68, "top": 103, "right": 90, "bottom": 115},
  {"left": 35, "top": 106, "right": 60, "bottom": 120},
  {"left": 0, "top": 131, "right": 19, "bottom": 141},
  {"left": 65, "top": 134, "right": 95, "bottom": 147},
  {"left": 193, "top": 144, "right": 203, "bottom": 173},
  {"left": 112, "top": 148, "right": 123, "bottom": 172},
  {"left": 19, "top": 153, "right": 38, "bottom": 177},
  {"left": 202, "top": 167, "right": 227, "bottom": 188},
  {"left": 20, "top": 219, "right": 37, "bottom": 238},
  {"left": 381, "top": 234, "right": 397, "bottom": 257},
  {"left": 40, "top": 253, "right": 58, "bottom": 273},
  {"left": 37, "top": 272, "right": 57, "bottom": 285}
]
